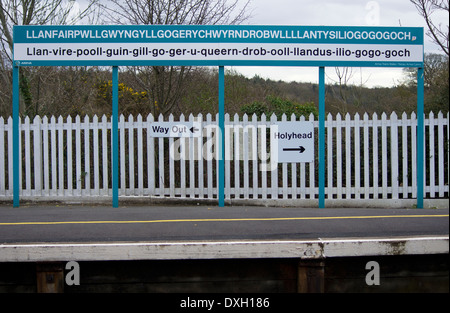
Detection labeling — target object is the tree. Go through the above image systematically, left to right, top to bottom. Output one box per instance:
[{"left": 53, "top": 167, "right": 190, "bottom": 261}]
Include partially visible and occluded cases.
[
  {"left": 0, "top": 0, "right": 100, "bottom": 116},
  {"left": 0, "top": 0, "right": 100, "bottom": 61},
  {"left": 102, "top": 0, "right": 252, "bottom": 116},
  {"left": 410, "top": 0, "right": 449, "bottom": 56},
  {"left": 410, "top": 1, "right": 449, "bottom": 113},
  {"left": 403, "top": 53, "right": 449, "bottom": 113},
  {"left": 326, "top": 67, "right": 371, "bottom": 115}
]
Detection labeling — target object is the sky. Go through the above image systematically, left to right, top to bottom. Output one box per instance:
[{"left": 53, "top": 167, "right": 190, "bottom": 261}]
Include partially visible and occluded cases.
[
  {"left": 73, "top": 0, "right": 448, "bottom": 88},
  {"left": 231, "top": 0, "right": 448, "bottom": 87}
]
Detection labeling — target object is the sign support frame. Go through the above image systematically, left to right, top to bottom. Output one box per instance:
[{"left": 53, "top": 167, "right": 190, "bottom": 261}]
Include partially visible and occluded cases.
[
  {"left": 13, "top": 64, "right": 20, "bottom": 208},
  {"left": 112, "top": 66, "right": 119, "bottom": 208},
  {"left": 218, "top": 66, "right": 225, "bottom": 207},
  {"left": 318, "top": 67, "right": 326, "bottom": 208},
  {"left": 417, "top": 67, "right": 425, "bottom": 209}
]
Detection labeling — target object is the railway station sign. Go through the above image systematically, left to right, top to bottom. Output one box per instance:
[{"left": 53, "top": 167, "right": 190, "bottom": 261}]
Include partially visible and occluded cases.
[
  {"left": 11, "top": 24, "right": 426, "bottom": 209},
  {"left": 13, "top": 25, "right": 423, "bottom": 67},
  {"left": 272, "top": 122, "right": 315, "bottom": 163}
]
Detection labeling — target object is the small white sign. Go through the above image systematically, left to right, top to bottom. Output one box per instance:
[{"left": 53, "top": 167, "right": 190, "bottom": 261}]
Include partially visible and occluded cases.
[
  {"left": 149, "top": 122, "right": 201, "bottom": 138},
  {"left": 272, "top": 122, "right": 315, "bottom": 163}
]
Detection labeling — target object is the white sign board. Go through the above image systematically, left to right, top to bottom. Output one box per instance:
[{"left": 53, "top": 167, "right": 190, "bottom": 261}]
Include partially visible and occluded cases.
[
  {"left": 13, "top": 25, "right": 424, "bottom": 68},
  {"left": 149, "top": 122, "right": 201, "bottom": 137},
  {"left": 272, "top": 122, "right": 315, "bottom": 163}
]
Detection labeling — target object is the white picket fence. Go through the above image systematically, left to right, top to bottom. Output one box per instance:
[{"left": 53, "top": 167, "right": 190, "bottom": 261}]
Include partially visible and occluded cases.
[{"left": 0, "top": 112, "right": 448, "bottom": 204}]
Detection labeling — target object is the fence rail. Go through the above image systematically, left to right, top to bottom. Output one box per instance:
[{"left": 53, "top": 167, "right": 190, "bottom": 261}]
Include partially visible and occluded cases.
[{"left": 0, "top": 112, "right": 448, "bottom": 202}]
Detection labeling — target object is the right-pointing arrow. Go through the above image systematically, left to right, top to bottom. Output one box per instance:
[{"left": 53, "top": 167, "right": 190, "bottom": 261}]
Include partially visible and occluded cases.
[{"left": 283, "top": 146, "right": 306, "bottom": 153}]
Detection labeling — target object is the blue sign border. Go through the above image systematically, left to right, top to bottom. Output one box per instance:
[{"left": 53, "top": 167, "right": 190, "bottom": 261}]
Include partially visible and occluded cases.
[{"left": 13, "top": 25, "right": 424, "bottom": 67}]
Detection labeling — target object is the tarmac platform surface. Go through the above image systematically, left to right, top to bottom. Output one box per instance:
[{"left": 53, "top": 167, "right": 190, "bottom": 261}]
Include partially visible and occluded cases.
[
  {"left": 0, "top": 204, "right": 448, "bottom": 262},
  {"left": 0, "top": 204, "right": 448, "bottom": 243}
]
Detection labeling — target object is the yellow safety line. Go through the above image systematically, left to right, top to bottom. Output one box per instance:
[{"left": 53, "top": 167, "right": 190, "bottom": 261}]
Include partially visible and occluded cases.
[{"left": 0, "top": 214, "right": 448, "bottom": 226}]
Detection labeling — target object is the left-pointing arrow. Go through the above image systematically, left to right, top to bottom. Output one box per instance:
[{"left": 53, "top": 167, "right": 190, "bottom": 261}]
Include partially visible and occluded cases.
[
  {"left": 190, "top": 127, "right": 199, "bottom": 133},
  {"left": 283, "top": 146, "right": 306, "bottom": 153}
]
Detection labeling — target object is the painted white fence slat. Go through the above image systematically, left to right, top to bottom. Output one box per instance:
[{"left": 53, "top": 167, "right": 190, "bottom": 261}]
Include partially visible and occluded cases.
[
  {"left": 391, "top": 112, "right": 399, "bottom": 199},
  {"left": 411, "top": 112, "right": 417, "bottom": 198},
  {"left": 429, "top": 112, "right": 436, "bottom": 198},
  {"left": 437, "top": 112, "right": 444, "bottom": 197},
  {"left": 147, "top": 113, "right": 155, "bottom": 196},
  {"left": 198, "top": 113, "right": 205, "bottom": 198},
  {"left": 223, "top": 113, "right": 230, "bottom": 199},
  {"left": 327, "top": 113, "right": 333, "bottom": 199},
  {"left": 345, "top": 113, "right": 351, "bottom": 199},
  {"left": 354, "top": 113, "right": 361, "bottom": 199},
  {"left": 363, "top": 113, "right": 370, "bottom": 199},
  {"left": 372, "top": 113, "right": 379, "bottom": 199},
  {"left": 381, "top": 113, "right": 388, "bottom": 199},
  {"left": 402, "top": 113, "right": 409, "bottom": 198},
  {"left": 137, "top": 114, "right": 144, "bottom": 196},
  {"left": 179, "top": 114, "right": 186, "bottom": 198},
  {"left": 188, "top": 114, "right": 195, "bottom": 197},
  {"left": 260, "top": 114, "right": 268, "bottom": 200},
  {"left": 270, "top": 114, "right": 278, "bottom": 199},
  {"left": 281, "top": 114, "right": 288, "bottom": 199},
  {"left": 292, "top": 114, "right": 299, "bottom": 199},
  {"left": 335, "top": 114, "right": 342, "bottom": 199},
  {"left": 75, "top": 115, "right": 82, "bottom": 196},
  {"left": 92, "top": 115, "right": 100, "bottom": 196},
  {"left": 101, "top": 115, "right": 108, "bottom": 195},
  {"left": 119, "top": 115, "right": 126, "bottom": 195},
  {"left": 128, "top": 115, "right": 135, "bottom": 196},
  {"left": 309, "top": 115, "right": 316, "bottom": 199},
  {"left": 42, "top": 116, "right": 49, "bottom": 196},
  {"left": 67, "top": 116, "right": 73, "bottom": 196},
  {"left": 83, "top": 116, "right": 90, "bottom": 196},
  {"left": 0, "top": 117, "right": 4, "bottom": 195},
  {"left": 24, "top": 117, "right": 31, "bottom": 196},
  {"left": 8, "top": 118, "right": 14, "bottom": 196}
]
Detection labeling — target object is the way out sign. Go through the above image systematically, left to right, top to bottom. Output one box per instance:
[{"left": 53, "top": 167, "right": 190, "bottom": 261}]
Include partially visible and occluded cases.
[
  {"left": 149, "top": 122, "right": 201, "bottom": 137},
  {"left": 272, "top": 122, "right": 315, "bottom": 163}
]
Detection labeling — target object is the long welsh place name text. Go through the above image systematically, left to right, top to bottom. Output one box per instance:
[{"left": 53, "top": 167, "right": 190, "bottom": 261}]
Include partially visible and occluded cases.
[{"left": 25, "top": 29, "right": 417, "bottom": 42}]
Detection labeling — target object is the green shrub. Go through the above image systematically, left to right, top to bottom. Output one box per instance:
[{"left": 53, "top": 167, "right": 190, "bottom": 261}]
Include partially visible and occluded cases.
[{"left": 241, "top": 95, "right": 318, "bottom": 120}]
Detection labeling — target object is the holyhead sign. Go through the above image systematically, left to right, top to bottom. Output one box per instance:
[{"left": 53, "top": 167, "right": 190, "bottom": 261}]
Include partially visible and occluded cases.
[{"left": 13, "top": 25, "right": 423, "bottom": 67}]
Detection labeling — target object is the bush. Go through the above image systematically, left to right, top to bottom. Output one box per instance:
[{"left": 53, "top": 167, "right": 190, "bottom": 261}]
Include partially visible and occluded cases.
[{"left": 241, "top": 95, "right": 318, "bottom": 119}]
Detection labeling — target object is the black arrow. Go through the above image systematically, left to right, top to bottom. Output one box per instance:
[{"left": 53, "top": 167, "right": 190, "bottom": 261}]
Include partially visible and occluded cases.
[
  {"left": 190, "top": 127, "right": 199, "bottom": 133},
  {"left": 283, "top": 146, "right": 306, "bottom": 153}
]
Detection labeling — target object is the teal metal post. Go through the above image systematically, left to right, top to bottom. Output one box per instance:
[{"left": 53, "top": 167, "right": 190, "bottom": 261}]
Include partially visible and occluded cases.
[
  {"left": 13, "top": 65, "right": 20, "bottom": 208},
  {"left": 112, "top": 66, "right": 119, "bottom": 208},
  {"left": 218, "top": 66, "right": 225, "bottom": 207},
  {"left": 318, "top": 67, "right": 325, "bottom": 208},
  {"left": 417, "top": 67, "right": 424, "bottom": 209}
]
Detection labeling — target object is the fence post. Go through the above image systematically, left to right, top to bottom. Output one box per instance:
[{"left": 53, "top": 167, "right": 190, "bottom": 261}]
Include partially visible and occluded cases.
[
  {"left": 13, "top": 65, "right": 20, "bottom": 207},
  {"left": 112, "top": 66, "right": 119, "bottom": 208},
  {"left": 218, "top": 66, "right": 225, "bottom": 207},
  {"left": 319, "top": 67, "right": 325, "bottom": 208},
  {"left": 417, "top": 68, "right": 424, "bottom": 209}
]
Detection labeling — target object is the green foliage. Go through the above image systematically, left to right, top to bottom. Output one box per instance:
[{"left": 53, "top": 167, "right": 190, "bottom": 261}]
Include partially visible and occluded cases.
[
  {"left": 19, "top": 72, "right": 33, "bottom": 117},
  {"left": 241, "top": 95, "right": 318, "bottom": 119},
  {"left": 240, "top": 101, "right": 267, "bottom": 117}
]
